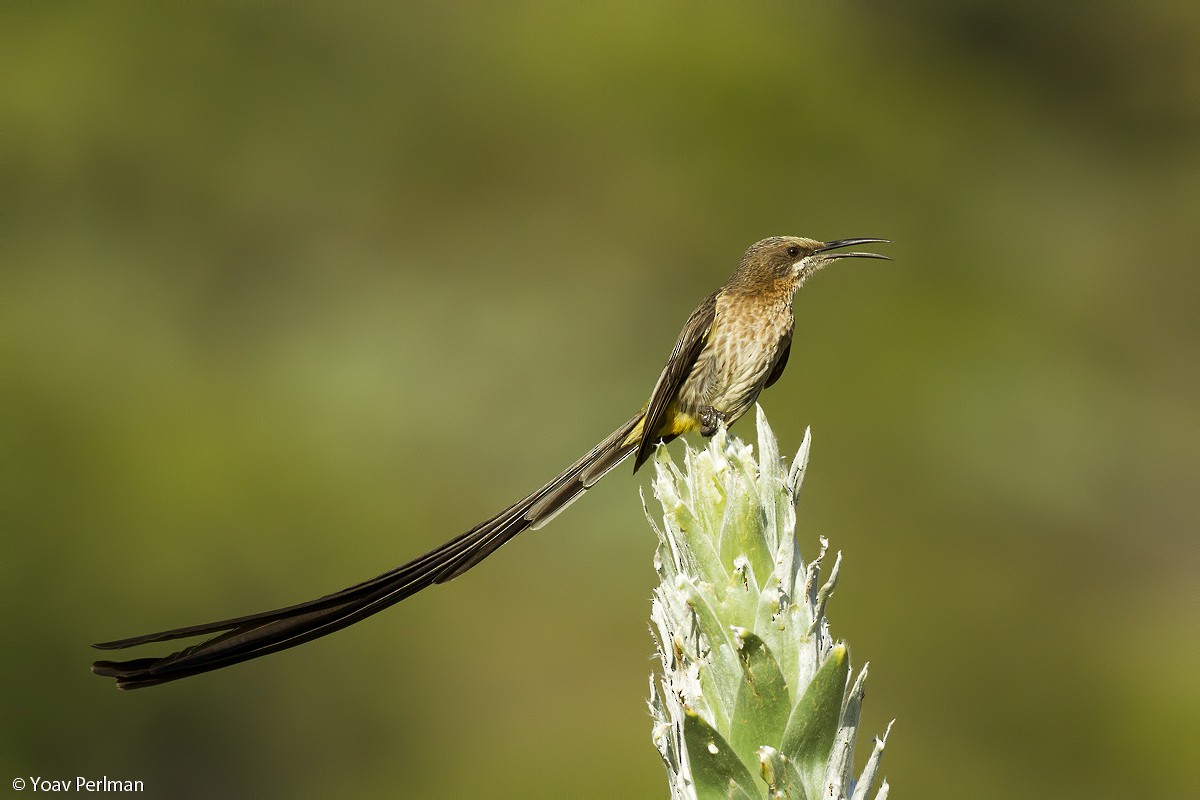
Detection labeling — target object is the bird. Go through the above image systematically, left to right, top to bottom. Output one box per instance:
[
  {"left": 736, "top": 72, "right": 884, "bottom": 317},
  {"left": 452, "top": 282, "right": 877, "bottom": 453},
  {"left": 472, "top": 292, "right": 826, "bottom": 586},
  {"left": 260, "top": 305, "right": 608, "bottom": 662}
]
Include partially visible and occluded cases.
[{"left": 91, "top": 235, "right": 889, "bottom": 689}]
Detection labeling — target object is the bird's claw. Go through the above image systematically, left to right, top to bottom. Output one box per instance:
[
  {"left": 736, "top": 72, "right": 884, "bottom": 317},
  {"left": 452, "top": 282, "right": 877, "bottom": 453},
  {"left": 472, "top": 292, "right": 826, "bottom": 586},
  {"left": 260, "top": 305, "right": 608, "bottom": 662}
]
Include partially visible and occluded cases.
[{"left": 699, "top": 406, "right": 728, "bottom": 437}]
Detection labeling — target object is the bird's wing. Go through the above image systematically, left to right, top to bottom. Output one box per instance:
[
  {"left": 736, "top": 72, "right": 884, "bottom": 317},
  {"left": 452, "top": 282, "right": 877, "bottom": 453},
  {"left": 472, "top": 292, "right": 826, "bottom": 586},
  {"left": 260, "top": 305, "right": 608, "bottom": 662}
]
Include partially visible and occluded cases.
[
  {"left": 634, "top": 289, "right": 720, "bottom": 469},
  {"left": 763, "top": 331, "right": 792, "bottom": 389}
]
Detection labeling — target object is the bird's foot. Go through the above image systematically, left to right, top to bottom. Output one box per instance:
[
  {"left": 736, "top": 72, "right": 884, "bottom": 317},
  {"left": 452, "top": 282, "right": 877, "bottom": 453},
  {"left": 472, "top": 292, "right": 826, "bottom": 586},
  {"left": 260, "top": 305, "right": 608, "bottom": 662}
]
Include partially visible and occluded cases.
[{"left": 699, "top": 406, "right": 729, "bottom": 437}]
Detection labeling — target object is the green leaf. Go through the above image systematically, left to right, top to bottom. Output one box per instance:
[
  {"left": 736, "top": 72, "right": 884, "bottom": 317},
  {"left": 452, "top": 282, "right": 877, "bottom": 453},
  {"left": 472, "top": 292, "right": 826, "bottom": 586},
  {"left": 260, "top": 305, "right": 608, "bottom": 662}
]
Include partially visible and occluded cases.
[
  {"left": 720, "top": 468, "right": 772, "bottom": 587},
  {"left": 674, "top": 575, "right": 740, "bottom": 726},
  {"left": 728, "top": 629, "right": 792, "bottom": 769},
  {"left": 779, "top": 644, "right": 850, "bottom": 798},
  {"left": 684, "top": 708, "right": 763, "bottom": 800},
  {"left": 758, "top": 746, "right": 809, "bottom": 800}
]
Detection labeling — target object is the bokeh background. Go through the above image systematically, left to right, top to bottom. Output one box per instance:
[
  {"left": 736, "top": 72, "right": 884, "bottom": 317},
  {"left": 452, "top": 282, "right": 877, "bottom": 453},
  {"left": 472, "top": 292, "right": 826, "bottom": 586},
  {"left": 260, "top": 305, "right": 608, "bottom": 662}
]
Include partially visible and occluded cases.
[{"left": 5, "top": 3, "right": 1197, "bottom": 798}]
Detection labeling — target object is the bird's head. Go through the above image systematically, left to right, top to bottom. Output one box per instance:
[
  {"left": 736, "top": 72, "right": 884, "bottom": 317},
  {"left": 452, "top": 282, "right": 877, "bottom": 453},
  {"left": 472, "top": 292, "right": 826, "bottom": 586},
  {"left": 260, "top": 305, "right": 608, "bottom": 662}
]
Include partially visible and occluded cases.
[{"left": 730, "top": 236, "right": 890, "bottom": 293}]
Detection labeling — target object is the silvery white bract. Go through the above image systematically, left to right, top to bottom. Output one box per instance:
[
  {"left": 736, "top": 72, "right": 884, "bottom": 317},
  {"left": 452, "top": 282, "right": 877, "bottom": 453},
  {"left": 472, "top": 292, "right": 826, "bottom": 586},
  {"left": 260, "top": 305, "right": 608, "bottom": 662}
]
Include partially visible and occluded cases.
[{"left": 646, "top": 406, "right": 891, "bottom": 800}]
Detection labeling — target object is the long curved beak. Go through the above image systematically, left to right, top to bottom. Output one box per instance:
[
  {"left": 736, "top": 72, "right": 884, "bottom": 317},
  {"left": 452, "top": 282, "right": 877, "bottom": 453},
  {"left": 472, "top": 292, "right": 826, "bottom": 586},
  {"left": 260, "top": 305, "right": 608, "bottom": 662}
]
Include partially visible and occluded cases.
[{"left": 815, "top": 238, "right": 891, "bottom": 261}]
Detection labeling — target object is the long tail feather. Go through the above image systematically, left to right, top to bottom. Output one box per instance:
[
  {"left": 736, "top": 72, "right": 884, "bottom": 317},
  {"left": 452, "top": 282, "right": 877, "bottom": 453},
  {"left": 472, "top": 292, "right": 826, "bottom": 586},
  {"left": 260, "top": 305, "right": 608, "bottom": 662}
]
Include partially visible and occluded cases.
[{"left": 92, "top": 413, "right": 645, "bottom": 689}]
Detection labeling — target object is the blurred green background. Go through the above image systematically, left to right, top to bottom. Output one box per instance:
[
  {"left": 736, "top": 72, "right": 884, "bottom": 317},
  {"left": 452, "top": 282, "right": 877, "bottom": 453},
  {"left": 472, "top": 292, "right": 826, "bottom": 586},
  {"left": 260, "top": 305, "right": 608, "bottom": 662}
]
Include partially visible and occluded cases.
[{"left": 5, "top": 3, "right": 1197, "bottom": 798}]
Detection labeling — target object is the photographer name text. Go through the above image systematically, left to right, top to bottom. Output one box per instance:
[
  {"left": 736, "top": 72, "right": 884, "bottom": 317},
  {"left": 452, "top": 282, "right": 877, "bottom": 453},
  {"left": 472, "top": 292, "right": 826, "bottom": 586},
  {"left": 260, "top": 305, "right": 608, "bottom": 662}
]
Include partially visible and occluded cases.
[{"left": 15, "top": 777, "right": 144, "bottom": 793}]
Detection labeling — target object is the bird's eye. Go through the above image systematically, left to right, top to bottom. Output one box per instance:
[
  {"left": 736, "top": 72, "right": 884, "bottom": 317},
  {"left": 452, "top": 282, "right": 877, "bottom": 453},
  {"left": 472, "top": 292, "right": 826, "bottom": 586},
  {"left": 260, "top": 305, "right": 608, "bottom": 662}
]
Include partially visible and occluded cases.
[{"left": 786, "top": 246, "right": 800, "bottom": 258}]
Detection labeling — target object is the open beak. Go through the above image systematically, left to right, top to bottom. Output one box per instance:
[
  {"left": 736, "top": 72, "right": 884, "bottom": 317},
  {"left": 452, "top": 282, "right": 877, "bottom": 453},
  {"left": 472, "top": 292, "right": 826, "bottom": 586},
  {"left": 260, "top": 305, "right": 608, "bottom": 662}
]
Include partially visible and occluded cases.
[{"left": 814, "top": 238, "right": 891, "bottom": 261}]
